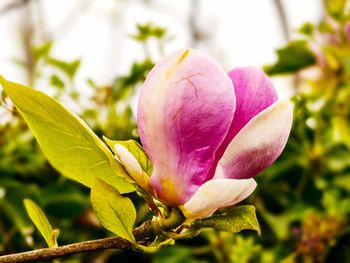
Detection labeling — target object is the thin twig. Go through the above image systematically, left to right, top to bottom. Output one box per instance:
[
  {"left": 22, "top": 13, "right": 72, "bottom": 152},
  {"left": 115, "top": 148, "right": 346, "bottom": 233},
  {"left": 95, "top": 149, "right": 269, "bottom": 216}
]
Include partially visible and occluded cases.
[
  {"left": 0, "top": 0, "right": 37, "bottom": 16},
  {"left": 52, "top": 0, "right": 93, "bottom": 39},
  {"left": 188, "top": 0, "right": 202, "bottom": 47},
  {"left": 272, "top": 0, "right": 290, "bottom": 42},
  {"left": 18, "top": 1, "right": 36, "bottom": 86},
  {"left": 0, "top": 221, "right": 154, "bottom": 263},
  {"left": 0, "top": 237, "right": 131, "bottom": 263}
]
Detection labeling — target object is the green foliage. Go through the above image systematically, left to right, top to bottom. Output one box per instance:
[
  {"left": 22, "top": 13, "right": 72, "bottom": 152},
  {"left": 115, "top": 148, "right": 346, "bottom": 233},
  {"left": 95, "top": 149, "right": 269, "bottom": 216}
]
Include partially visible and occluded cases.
[
  {"left": 325, "top": 0, "right": 346, "bottom": 19},
  {"left": 256, "top": 5, "right": 350, "bottom": 262},
  {"left": 1, "top": 7, "right": 349, "bottom": 261},
  {"left": 0, "top": 22, "right": 170, "bottom": 261},
  {"left": 132, "top": 22, "right": 167, "bottom": 42},
  {"left": 298, "top": 22, "right": 314, "bottom": 36},
  {"left": 264, "top": 40, "right": 316, "bottom": 75},
  {"left": 31, "top": 41, "right": 80, "bottom": 82},
  {"left": 32, "top": 42, "right": 52, "bottom": 61},
  {"left": 47, "top": 58, "right": 81, "bottom": 80},
  {"left": 113, "top": 59, "right": 154, "bottom": 98},
  {"left": 1, "top": 69, "right": 262, "bottom": 258},
  {"left": 50, "top": 75, "right": 65, "bottom": 89},
  {"left": 0, "top": 76, "right": 134, "bottom": 193},
  {"left": 104, "top": 138, "right": 153, "bottom": 176},
  {"left": 91, "top": 178, "right": 136, "bottom": 243},
  {"left": 0, "top": 180, "right": 40, "bottom": 241},
  {"left": 41, "top": 184, "right": 89, "bottom": 218},
  {"left": 23, "top": 199, "right": 59, "bottom": 248},
  {"left": 192, "top": 206, "right": 260, "bottom": 235},
  {"left": 227, "top": 235, "right": 262, "bottom": 263},
  {"left": 154, "top": 246, "right": 206, "bottom": 263}
]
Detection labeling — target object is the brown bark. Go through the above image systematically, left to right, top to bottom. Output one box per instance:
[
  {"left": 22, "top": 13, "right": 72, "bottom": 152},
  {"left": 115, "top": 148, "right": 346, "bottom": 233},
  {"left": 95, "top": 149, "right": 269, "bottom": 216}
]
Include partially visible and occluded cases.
[{"left": 0, "top": 221, "right": 155, "bottom": 263}]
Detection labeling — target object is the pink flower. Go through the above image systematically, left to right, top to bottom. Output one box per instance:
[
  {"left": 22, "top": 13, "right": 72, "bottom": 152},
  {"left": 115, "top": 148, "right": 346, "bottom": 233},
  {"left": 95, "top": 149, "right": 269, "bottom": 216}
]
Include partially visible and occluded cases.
[{"left": 137, "top": 49, "right": 293, "bottom": 219}]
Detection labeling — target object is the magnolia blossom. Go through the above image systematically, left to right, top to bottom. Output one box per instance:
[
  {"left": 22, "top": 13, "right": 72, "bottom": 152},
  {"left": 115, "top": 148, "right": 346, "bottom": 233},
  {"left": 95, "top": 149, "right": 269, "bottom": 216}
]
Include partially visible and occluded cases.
[{"left": 116, "top": 49, "right": 293, "bottom": 219}]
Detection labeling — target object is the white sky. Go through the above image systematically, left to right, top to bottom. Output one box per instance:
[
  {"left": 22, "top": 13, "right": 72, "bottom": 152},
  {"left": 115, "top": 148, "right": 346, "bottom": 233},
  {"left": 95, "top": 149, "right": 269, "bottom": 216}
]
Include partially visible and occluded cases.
[{"left": 0, "top": 0, "right": 323, "bottom": 100}]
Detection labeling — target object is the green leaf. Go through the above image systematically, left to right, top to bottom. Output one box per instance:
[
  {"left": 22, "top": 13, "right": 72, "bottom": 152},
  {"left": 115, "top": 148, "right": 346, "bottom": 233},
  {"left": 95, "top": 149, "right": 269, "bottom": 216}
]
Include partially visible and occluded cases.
[
  {"left": 325, "top": 0, "right": 345, "bottom": 19},
  {"left": 131, "top": 22, "right": 167, "bottom": 41},
  {"left": 298, "top": 22, "right": 314, "bottom": 36},
  {"left": 264, "top": 40, "right": 316, "bottom": 75},
  {"left": 32, "top": 42, "right": 52, "bottom": 61},
  {"left": 47, "top": 58, "right": 80, "bottom": 79},
  {"left": 113, "top": 59, "right": 154, "bottom": 95},
  {"left": 50, "top": 75, "right": 65, "bottom": 89},
  {"left": 0, "top": 76, "right": 135, "bottom": 194},
  {"left": 104, "top": 138, "right": 153, "bottom": 176},
  {"left": 334, "top": 175, "right": 350, "bottom": 192},
  {"left": 91, "top": 178, "right": 136, "bottom": 243},
  {"left": 41, "top": 184, "right": 89, "bottom": 218},
  {"left": 23, "top": 199, "right": 58, "bottom": 248},
  {"left": 260, "top": 204, "right": 311, "bottom": 239},
  {"left": 192, "top": 205, "right": 260, "bottom": 235},
  {"left": 136, "top": 237, "right": 175, "bottom": 253},
  {"left": 154, "top": 246, "right": 203, "bottom": 263}
]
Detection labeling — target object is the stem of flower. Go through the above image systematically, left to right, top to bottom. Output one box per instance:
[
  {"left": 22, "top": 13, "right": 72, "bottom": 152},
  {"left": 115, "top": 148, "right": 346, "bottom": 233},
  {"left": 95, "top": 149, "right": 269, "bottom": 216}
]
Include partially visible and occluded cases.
[{"left": 151, "top": 207, "right": 186, "bottom": 235}]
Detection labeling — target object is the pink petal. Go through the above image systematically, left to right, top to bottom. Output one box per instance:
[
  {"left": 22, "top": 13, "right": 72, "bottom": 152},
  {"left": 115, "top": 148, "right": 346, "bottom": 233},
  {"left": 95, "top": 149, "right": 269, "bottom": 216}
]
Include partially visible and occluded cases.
[
  {"left": 137, "top": 49, "right": 235, "bottom": 205},
  {"left": 208, "top": 67, "right": 278, "bottom": 179},
  {"left": 227, "top": 67, "right": 278, "bottom": 138},
  {"left": 215, "top": 101, "right": 293, "bottom": 180},
  {"left": 182, "top": 178, "right": 257, "bottom": 219}
]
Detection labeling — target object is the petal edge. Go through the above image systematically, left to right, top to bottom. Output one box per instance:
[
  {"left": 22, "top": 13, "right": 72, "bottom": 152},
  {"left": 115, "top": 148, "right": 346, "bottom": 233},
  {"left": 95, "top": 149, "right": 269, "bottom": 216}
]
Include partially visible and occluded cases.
[
  {"left": 215, "top": 100, "right": 293, "bottom": 180},
  {"left": 182, "top": 178, "right": 257, "bottom": 219}
]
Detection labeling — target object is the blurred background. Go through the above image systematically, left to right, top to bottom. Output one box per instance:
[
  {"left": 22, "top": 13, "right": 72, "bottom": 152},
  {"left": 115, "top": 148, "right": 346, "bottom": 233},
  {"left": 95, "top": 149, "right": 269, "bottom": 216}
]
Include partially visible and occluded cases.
[{"left": 0, "top": 0, "right": 349, "bottom": 262}]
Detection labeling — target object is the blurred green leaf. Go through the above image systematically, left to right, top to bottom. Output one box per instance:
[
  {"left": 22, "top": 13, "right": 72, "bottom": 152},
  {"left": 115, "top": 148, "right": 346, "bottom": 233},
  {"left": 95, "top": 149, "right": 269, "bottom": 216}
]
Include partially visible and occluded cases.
[
  {"left": 325, "top": 0, "right": 346, "bottom": 19},
  {"left": 319, "top": 20, "right": 337, "bottom": 34},
  {"left": 132, "top": 22, "right": 167, "bottom": 41},
  {"left": 298, "top": 22, "right": 314, "bottom": 36},
  {"left": 264, "top": 41, "right": 316, "bottom": 75},
  {"left": 32, "top": 42, "right": 52, "bottom": 61},
  {"left": 47, "top": 58, "right": 80, "bottom": 79},
  {"left": 113, "top": 59, "right": 154, "bottom": 100},
  {"left": 50, "top": 75, "right": 65, "bottom": 89},
  {"left": 0, "top": 76, "right": 135, "bottom": 193},
  {"left": 104, "top": 138, "right": 153, "bottom": 176},
  {"left": 334, "top": 175, "right": 350, "bottom": 192},
  {"left": 91, "top": 178, "right": 136, "bottom": 243},
  {"left": 0, "top": 180, "right": 40, "bottom": 233},
  {"left": 41, "top": 184, "right": 89, "bottom": 218},
  {"left": 24, "top": 198, "right": 58, "bottom": 248},
  {"left": 0, "top": 199, "right": 30, "bottom": 234},
  {"left": 260, "top": 204, "right": 312, "bottom": 239},
  {"left": 192, "top": 205, "right": 260, "bottom": 235},
  {"left": 229, "top": 235, "right": 262, "bottom": 263},
  {"left": 154, "top": 246, "right": 206, "bottom": 263},
  {"left": 280, "top": 253, "right": 297, "bottom": 263}
]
